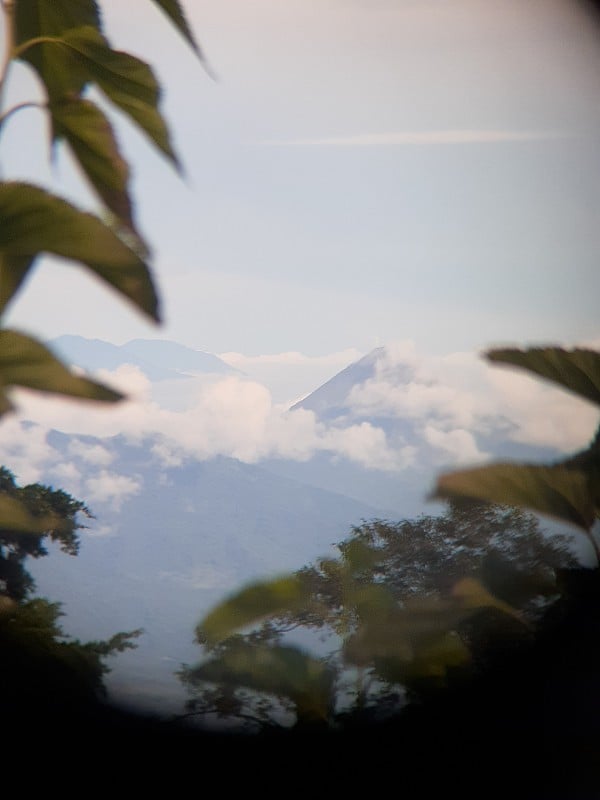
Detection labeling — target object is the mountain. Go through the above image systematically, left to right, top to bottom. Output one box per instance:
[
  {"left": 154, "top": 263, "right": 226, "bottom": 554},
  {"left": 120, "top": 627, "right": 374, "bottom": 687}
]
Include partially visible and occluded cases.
[
  {"left": 48, "top": 335, "right": 237, "bottom": 381},
  {"left": 122, "top": 339, "right": 238, "bottom": 376},
  {"left": 19, "top": 340, "right": 571, "bottom": 715},
  {"left": 267, "top": 346, "right": 560, "bottom": 515},
  {"left": 291, "top": 347, "right": 407, "bottom": 418},
  {"left": 29, "top": 427, "right": 392, "bottom": 715}
]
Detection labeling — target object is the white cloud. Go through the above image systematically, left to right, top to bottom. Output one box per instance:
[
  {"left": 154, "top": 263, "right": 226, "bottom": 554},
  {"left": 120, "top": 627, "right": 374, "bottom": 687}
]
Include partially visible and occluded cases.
[
  {"left": 262, "top": 130, "right": 567, "bottom": 147},
  {"left": 3, "top": 342, "right": 598, "bottom": 482},
  {"left": 344, "top": 344, "right": 599, "bottom": 455},
  {"left": 218, "top": 348, "right": 364, "bottom": 404},
  {"left": 0, "top": 418, "right": 60, "bottom": 484},
  {"left": 323, "top": 423, "right": 416, "bottom": 471},
  {"left": 423, "top": 425, "right": 489, "bottom": 466},
  {"left": 68, "top": 439, "right": 113, "bottom": 466},
  {"left": 84, "top": 470, "right": 142, "bottom": 509},
  {"left": 85, "top": 523, "right": 117, "bottom": 539}
]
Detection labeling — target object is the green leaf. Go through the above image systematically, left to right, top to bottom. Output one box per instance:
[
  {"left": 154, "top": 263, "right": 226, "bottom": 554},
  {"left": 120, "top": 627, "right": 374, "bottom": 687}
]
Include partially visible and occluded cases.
[
  {"left": 13, "top": 0, "right": 102, "bottom": 99},
  {"left": 148, "top": 0, "right": 203, "bottom": 58},
  {"left": 60, "top": 27, "right": 181, "bottom": 169},
  {"left": 50, "top": 98, "right": 137, "bottom": 233},
  {"left": 0, "top": 181, "right": 159, "bottom": 321},
  {"left": 0, "top": 252, "right": 33, "bottom": 314},
  {"left": 0, "top": 329, "right": 123, "bottom": 405},
  {"left": 487, "top": 347, "right": 600, "bottom": 407},
  {"left": 433, "top": 462, "right": 596, "bottom": 531},
  {"left": 0, "top": 493, "right": 67, "bottom": 535},
  {"left": 340, "top": 538, "right": 380, "bottom": 574},
  {"left": 197, "top": 575, "right": 311, "bottom": 645},
  {"left": 451, "top": 577, "right": 523, "bottom": 621},
  {"left": 343, "top": 601, "right": 468, "bottom": 667},
  {"left": 373, "top": 631, "right": 470, "bottom": 687},
  {"left": 189, "top": 643, "right": 334, "bottom": 722}
]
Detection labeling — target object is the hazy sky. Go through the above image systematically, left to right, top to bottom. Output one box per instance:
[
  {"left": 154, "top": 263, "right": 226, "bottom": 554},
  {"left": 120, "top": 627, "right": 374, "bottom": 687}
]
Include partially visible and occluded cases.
[{"left": 3, "top": 0, "right": 600, "bottom": 358}]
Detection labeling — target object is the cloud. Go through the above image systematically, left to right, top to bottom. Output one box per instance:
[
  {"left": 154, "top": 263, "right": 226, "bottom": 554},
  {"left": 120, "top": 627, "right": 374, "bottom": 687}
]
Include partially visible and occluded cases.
[
  {"left": 262, "top": 130, "right": 567, "bottom": 147},
  {"left": 3, "top": 342, "right": 598, "bottom": 483},
  {"left": 344, "top": 344, "right": 599, "bottom": 456},
  {"left": 218, "top": 348, "right": 363, "bottom": 404},
  {"left": 5, "top": 364, "right": 407, "bottom": 473},
  {"left": 0, "top": 418, "right": 60, "bottom": 484},
  {"left": 423, "top": 425, "right": 489, "bottom": 466},
  {"left": 68, "top": 439, "right": 113, "bottom": 466},
  {"left": 84, "top": 470, "right": 142, "bottom": 509},
  {"left": 85, "top": 523, "right": 116, "bottom": 539}
]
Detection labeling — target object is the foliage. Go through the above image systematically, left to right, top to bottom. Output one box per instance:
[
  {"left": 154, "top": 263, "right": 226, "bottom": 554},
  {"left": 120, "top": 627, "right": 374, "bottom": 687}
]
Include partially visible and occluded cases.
[
  {"left": 0, "top": 0, "right": 202, "bottom": 413},
  {"left": 0, "top": 0, "right": 203, "bottom": 522},
  {"left": 433, "top": 347, "right": 600, "bottom": 548},
  {"left": 0, "top": 464, "right": 88, "bottom": 599},
  {"left": 0, "top": 466, "right": 141, "bottom": 714},
  {"left": 181, "top": 501, "right": 575, "bottom": 731}
]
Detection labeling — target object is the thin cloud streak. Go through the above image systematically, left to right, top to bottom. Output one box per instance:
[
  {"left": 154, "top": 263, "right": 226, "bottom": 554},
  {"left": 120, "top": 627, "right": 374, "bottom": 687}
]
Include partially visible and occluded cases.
[{"left": 261, "top": 129, "right": 569, "bottom": 147}]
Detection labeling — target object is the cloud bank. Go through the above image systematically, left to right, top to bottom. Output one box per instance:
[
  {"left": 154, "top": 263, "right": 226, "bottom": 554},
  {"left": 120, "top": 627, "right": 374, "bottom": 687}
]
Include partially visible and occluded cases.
[{"left": 0, "top": 343, "right": 596, "bottom": 494}]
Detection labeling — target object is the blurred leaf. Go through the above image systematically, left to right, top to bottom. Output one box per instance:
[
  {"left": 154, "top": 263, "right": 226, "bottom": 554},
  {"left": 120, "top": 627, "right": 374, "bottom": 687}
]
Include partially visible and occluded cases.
[
  {"left": 13, "top": 0, "right": 101, "bottom": 98},
  {"left": 148, "top": 0, "right": 203, "bottom": 58},
  {"left": 59, "top": 26, "right": 181, "bottom": 169},
  {"left": 51, "top": 98, "right": 137, "bottom": 234},
  {"left": 0, "top": 181, "right": 159, "bottom": 321},
  {"left": 0, "top": 252, "right": 33, "bottom": 314},
  {"left": 0, "top": 329, "right": 122, "bottom": 405},
  {"left": 487, "top": 347, "right": 600, "bottom": 407},
  {"left": 433, "top": 463, "right": 595, "bottom": 531},
  {"left": 0, "top": 493, "right": 67, "bottom": 535},
  {"left": 341, "top": 538, "right": 380, "bottom": 574},
  {"left": 480, "top": 552, "right": 559, "bottom": 608},
  {"left": 197, "top": 575, "right": 311, "bottom": 645},
  {"left": 451, "top": 577, "right": 522, "bottom": 621},
  {"left": 346, "top": 581, "right": 523, "bottom": 672},
  {"left": 345, "top": 582, "right": 398, "bottom": 622},
  {"left": 0, "top": 595, "right": 16, "bottom": 616},
  {"left": 344, "top": 599, "right": 467, "bottom": 667},
  {"left": 374, "top": 631, "right": 470, "bottom": 687},
  {"left": 189, "top": 643, "right": 333, "bottom": 722}
]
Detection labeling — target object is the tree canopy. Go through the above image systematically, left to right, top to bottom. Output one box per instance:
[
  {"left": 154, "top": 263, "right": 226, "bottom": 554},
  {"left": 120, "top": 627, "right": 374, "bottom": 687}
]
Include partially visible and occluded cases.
[
  {"left": 0, "top": 466, "right": 141, "bottom": 719},
  {"left": 181, "top": 500, "right": 577, "bottom": 732}
]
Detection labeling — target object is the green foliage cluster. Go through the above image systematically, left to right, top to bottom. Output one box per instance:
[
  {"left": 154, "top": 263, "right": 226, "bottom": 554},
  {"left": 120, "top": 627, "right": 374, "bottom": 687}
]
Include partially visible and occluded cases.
[
  {"left": 0, "top": 0, "right": 203, "bottom": 524},
  {"left": 0, "top": 0, "right": 201, "bottom": 721},
  {"left": 0, "top": 0, "right": 197, "bottom": 406},
  {"left": 185, "top": 347, "right": 600, "bottom": 732},
  {"left": 434, "top": 347, "right": 600, "bottom": 542},
  {"left": 0, "top": 466, "right": 141, "bottom": 712},
  {"left": 181, "top": 500, "right": 575, "bottom": 731}
]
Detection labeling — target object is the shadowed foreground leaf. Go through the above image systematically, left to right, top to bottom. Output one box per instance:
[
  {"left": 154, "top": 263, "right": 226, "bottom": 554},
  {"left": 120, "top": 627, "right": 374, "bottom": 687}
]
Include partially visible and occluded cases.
[
  {"left": 13, "top": 0, "right": 101, "bottom": 99},
  {"left": 148, "top": 0, "right": 203, "bottom": 57},
  {"left": 59, "top": 26, "right": 181, "bottom": 169},
  {"left": 51, "top": 98, "right": 136, "bottom": 234},
  {"left": 0, "top": 181, "right": 159, "bottom": 320},
  {"left": 0, "top": 253, "right": 33, "bottom": 315},
  {"left": 0, "top": 330, "right": 123, "bottom": 409},
  {"left": 487, "top": 347, "right": 600, "bottom": 407},
  {"left": 433, "top": 463, "right": 595, "bottom": 531},
  {"left": 0, "top": 493, "right": 67, "bottom": 535},
  {"left": 197, "top": 575, "right": 312, "bottom": 645},
  {"left": 188, "top": 643, "right": 334, "bottom": 723}
]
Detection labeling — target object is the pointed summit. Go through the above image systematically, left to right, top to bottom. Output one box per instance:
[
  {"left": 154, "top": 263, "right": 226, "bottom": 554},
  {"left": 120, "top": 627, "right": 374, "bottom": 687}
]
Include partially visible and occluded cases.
[{"left": 291, "top": 346, "right": 411, "bottom": 420}]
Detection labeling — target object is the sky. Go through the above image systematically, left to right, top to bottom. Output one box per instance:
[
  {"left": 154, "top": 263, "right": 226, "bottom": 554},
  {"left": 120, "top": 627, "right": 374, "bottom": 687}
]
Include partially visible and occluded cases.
[{"left": 2, "top": 0, "right": 600, "bottom": 369}]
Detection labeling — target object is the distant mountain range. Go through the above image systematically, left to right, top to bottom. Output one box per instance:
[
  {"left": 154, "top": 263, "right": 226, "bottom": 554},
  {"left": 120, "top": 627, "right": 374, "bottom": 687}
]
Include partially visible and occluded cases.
[
  {"left": 49, "top": 335, "right": 238, "bottom": 381},
  {"left": 23, "top": 336, "right": 566, "bottom": 716},
  {"left": 30, "top": 428, "right": 390, "bottom": 715}
]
